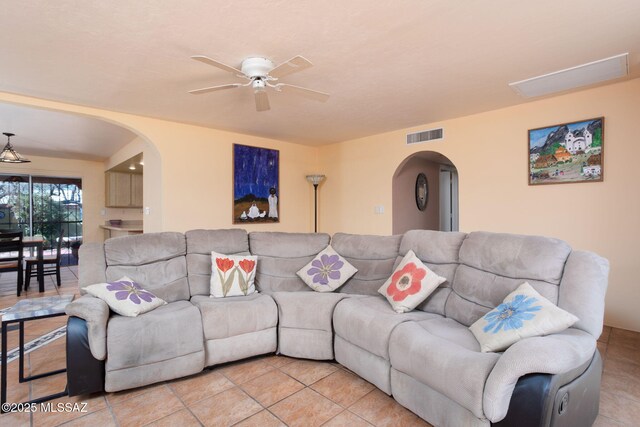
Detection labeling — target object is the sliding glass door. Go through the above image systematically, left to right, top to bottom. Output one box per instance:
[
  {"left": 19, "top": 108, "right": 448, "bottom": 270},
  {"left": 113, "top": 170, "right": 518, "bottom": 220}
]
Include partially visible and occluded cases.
[
  {"left": 0, "top": 174, "right": 83, "bottom": 265},
  {"left": 0, "top": 174, "right": 30, "bottom": 233}
]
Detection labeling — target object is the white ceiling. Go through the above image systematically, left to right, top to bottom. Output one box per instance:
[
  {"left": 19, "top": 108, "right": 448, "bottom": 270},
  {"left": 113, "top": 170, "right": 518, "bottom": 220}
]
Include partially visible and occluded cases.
[
  {"left": 1, "top": 0, "right": 639, "bottom": 148},
  {"left": 0, "top": 103, "right": 137, "bottom": 161}
]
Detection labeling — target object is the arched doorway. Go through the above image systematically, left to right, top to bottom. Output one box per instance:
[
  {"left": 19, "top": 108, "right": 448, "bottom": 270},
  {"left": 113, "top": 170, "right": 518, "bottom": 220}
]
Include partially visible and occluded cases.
[{"left": 392, "top": 151, "right": 459, "bottom": 234}]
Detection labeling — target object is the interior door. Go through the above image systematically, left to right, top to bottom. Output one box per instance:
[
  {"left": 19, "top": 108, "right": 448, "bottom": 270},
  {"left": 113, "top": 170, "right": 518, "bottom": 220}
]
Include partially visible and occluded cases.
[{"left": 439, "top": 168, "right": 459, "bottom": 232}]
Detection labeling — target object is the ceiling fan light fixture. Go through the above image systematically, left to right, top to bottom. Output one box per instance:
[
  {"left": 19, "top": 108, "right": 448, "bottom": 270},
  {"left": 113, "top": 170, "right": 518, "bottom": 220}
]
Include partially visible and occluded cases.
[
  {"left": 190, "top": 54, "right": 329, "bottom": 112},
  {"left": 252, "top": 79, "right": 266, "bottom": 91},
  {"left": 0, "top": 132, "right": 31, "bottom": 163}
]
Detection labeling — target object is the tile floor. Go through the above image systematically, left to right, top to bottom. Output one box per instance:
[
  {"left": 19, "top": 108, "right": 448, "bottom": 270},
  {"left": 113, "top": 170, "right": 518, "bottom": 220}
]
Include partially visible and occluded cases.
[{"left": 0, "top": 269, "right": 638, "bottom": 426}]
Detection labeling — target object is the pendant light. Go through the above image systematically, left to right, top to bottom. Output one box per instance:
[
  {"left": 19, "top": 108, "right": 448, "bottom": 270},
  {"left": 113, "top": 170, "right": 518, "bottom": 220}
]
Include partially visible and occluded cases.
[{"left": 0, "top": 133, "right": 31, "bottom": 163}]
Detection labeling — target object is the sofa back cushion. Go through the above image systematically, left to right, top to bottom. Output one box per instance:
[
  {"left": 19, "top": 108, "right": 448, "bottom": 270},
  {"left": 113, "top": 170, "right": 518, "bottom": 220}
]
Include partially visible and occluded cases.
[
  {"left": 186, "top": 229, "right": 250, "bottom": 296},
  {"left": 398, "top": 230, "right": 467, "bottom": 315},
  {"left": 446, "top": 231, "right": 572, "bottom": 326},
  {"left": 104, "top": 232, "right": 189, "bottom": 303},
  {"left": 250, "top": 232, "right": 330, "bottom": 292},
  {"left": 331, "top": 233, "right": 402, "bottom": 295}
]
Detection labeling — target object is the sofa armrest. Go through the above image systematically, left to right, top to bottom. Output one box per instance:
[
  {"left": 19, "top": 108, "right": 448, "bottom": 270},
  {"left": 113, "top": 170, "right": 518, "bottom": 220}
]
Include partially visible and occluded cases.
[
  {"left": 65, "top": 295, "right": 110, "bottom": 360},
  {"left": 483, "top": 328, "right": 596, "bottom": 423}
]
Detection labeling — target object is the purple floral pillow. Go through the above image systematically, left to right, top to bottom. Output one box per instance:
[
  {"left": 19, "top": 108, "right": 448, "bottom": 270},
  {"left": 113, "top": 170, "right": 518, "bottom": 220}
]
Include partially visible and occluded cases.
[
  {"left": 296, "top": 245, "right": 358, "bottom": 292},
  {"left": 83, "top": 277, "right": 166, "bottom": 317}
]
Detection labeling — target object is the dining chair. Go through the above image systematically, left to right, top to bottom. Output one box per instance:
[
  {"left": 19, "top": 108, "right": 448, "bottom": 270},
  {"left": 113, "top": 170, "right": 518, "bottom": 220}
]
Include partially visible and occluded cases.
[
  {"left": 25, "top": 228, "right": 64, "bottom": 290},
  {"left": 0, "top": 231, "right": 25, "bottom": 296}
]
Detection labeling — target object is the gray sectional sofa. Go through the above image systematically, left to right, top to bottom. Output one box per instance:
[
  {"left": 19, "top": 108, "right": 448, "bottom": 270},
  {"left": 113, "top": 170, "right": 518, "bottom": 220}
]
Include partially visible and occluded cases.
[{"left": 65, "top": 229, "right": 609, "bottom": 427}]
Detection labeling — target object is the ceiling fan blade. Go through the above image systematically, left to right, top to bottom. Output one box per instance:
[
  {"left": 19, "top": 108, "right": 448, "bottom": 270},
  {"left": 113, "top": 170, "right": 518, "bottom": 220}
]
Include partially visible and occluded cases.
[
  {"left": 191, "top": 55, "right": 244, "bottom": 76},
  {"left": 269, "top": 56, "right": 313, "bottom": 79},
  {"left": 188, "top": 83, "right": 243, "bottom": 94},
  {"left": 275, "top": 83, "right": 330, "bottom": 102},
  {"left": 254, "top": 90, "right": 271, "bottom": 112}
]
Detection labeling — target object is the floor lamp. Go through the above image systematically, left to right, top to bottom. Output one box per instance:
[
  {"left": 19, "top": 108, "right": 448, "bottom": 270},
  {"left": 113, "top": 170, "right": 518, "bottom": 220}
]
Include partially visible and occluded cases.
[{"left": 306, "top": 174, "right": 325, "bottom": 233}]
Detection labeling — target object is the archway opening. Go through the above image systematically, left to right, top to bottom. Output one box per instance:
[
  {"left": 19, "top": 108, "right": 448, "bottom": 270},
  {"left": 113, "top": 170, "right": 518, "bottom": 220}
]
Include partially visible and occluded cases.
[
  {"left": 0, "top": 100, "right": 163, "bottom": 240},
  {"left": 392, "top": 151, "right": 459, "bottom": 234}
]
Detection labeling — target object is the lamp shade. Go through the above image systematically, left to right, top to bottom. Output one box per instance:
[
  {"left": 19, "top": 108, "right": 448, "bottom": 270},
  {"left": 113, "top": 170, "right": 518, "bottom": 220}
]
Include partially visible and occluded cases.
[
  {"left": 0, "top": 133, "right": 30, "bottom": 163},
  {"left": 306, "top": 174, "right": 325, "bottom": 186}
]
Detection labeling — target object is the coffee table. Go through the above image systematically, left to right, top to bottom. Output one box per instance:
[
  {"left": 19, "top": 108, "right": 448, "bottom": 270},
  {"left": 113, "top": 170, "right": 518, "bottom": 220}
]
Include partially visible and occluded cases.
[{"left": 1, "top": 295, "right": 74, "bottom": 413}]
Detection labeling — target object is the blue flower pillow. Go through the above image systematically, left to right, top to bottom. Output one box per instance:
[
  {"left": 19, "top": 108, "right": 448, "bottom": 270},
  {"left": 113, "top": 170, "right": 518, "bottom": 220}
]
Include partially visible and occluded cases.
[
  {"left": 296, "top": 245, "right": 358, "bottom": 292},
  {"left": 83, "top": 276, "right": 166, "bottom": 317},
  {"left": 469, "top": 282, "right": 578, "bottom": 352}
]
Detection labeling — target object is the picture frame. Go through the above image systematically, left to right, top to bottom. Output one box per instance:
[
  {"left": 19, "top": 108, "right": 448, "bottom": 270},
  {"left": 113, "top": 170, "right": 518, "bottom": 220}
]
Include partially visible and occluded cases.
[
  {"left": 528, "top": 117, "right": 604, "bottom": 185},
  {"left": 233, "top": 144, "right": 280, "bottom": 224},
  {"left": 415, "top": 173, "right": 428, "bottom": 211}
]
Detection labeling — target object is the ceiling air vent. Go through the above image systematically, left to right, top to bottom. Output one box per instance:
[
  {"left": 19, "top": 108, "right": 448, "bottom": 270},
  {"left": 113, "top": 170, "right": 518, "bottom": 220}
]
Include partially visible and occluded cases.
[
  {"left": 509, "top": 53, "right": 628, "bottom": 98},
  {"left": 406, "top": 128, "right": 444, "bottom": 145}
]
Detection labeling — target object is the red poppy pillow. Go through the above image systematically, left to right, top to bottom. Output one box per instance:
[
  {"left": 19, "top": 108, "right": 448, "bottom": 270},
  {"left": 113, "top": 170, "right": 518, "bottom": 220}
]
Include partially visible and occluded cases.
[
  {"left": 378, "top": 250, "right": 446, "bottom": 313},
  {"left": 210, "top": 252, "right": 258, "bottom": 298}
]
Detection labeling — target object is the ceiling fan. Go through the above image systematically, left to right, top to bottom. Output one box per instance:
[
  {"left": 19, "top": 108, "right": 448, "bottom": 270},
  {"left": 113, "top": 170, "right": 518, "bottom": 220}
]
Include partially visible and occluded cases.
[{"left": 189, "top": 55, "right": 330, "bottom": 112}]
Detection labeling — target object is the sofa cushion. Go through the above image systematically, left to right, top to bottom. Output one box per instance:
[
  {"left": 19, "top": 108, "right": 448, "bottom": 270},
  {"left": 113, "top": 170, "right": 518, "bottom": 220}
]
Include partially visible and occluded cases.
[
  {"left": 186, "top": 229, "right": 250, "bottom": 297},
  {"left": 398, "top": 230, "right": 467, "bottom": 315},
  {"left": 447, "top": 231, "right": 572, "bottom": 326},
  {"left": 105, "top": 232, "right": 189, "bottom": 303},
  {"left": 105, "top": 232, "right": 185, "bottom": 265},
  {"left": 250, "top": 232, "right": 330, "bottom": 292},
  {"left": 331, "top": 233, "right": 402, "bottom": 295},
  {"left": 296, "top": 245, "right": 358, "bottom": 292},
  {"left": 379, "top": 250, "right": 446, "bottom": 313},
  {"left": 469, "top": 282, "right": 578, "bottom": 352},
  {"left": 271, "top": 291, "right": 348, "bottom": 359},
  {"left": 271, "top": 291, "right": 347, "bottom": 332},
  {"left": 191, "top": 294, "right": 277, "bottom": 340},
  {"left": 333, "top": 295, "right": 439, "bottom": 361},
  {"left": 106, "top": 300, "right": 204, "bottom": 371},
  {"left": 389, "top": 318, "right": 500, "bottom": 418}
]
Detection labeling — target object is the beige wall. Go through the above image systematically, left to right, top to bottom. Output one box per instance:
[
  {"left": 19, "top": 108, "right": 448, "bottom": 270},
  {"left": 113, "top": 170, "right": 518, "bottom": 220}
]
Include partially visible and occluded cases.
[
  {"left": 319, "top": 78, "right": 640, "bottom": 332},
  {"left": 0, "top": 92, "right": 321, "bottom": 235},
  {"left": 0, "top": 155, "right": 105, "bottom": 243},
  {"left": 392, "top": 157, "right": 440, "bottom": 234}
]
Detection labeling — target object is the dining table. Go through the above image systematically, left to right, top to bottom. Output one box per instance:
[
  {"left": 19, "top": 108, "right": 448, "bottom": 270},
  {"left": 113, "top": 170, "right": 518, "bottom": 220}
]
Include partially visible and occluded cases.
[{"left": 22, "top": 235, "right": 45, "bottom": 292}]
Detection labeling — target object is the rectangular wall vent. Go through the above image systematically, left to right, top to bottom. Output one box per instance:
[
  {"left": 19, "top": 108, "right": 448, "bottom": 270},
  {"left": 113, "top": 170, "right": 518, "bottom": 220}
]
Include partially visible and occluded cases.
[{"left": 406, "top": 128, "right": 444, "bottom": 144}]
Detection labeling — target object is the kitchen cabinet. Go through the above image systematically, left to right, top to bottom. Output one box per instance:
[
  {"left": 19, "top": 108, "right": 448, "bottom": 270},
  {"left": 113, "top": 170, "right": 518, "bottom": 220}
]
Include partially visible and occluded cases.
[
  {"left": 105, "top": 172, "right": 143, "bottom": 208},
  {"left": 131, "top": 174, "right": 143, "bottom": 207}
]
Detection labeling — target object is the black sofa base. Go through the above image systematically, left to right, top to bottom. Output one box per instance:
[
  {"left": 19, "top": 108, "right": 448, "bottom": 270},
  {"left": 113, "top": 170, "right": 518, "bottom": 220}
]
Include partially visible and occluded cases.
[
  {"left": 66, "top": 316, "right": 105, "bottom": 396},
  {"left": 493, "top": 350, "right": 602, "bottom": 427}
]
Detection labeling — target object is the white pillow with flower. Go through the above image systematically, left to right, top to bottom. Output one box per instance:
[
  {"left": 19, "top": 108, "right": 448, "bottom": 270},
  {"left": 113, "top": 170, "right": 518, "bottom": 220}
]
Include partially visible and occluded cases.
[
  {"left": 296, "top": 245, "right": 358, "bottom": 292},
  {"left": 378, "top": 250, "right": 446, "bottom": 313},
  {"left": 210, "top": 252, "right": 258, "bottom": 297},
  {"left": 83, "top": 276, "right": 166, "bottom": 317},
  {"left": 469, "top": 282, "right": 579, "bottom": 352}
]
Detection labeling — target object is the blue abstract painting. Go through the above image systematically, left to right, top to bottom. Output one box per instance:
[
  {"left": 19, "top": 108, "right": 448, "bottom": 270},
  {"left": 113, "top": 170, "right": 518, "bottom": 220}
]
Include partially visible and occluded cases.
[{"left": 233, "top": 144, "right": 279, "bottom": 223}]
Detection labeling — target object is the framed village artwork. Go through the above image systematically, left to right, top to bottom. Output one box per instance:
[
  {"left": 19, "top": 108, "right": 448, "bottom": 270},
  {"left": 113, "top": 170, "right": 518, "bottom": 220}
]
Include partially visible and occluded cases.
[
  {"left": 528, "top": 117, "right": 604, "bottom": 185},
  {"left": 233, "top": 144, "right": 280, "bottom": 224}
]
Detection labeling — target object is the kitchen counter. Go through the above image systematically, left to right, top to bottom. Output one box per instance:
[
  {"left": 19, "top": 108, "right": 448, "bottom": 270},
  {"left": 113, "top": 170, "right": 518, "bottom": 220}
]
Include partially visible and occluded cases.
[
  {"left": 101, "top": 221, "right": 143, "bottom": 239},
  {"left": 99, "top": 224, "right": 143, "bottom": 232}
]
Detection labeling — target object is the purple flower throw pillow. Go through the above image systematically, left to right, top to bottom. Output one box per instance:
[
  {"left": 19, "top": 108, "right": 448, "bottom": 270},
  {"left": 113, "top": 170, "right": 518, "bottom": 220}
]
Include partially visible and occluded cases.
[
  {"left": 297, "top": 245, "right": 357, "bottom": 292},
  {"left": 83, "top": 277, "right": 166, "bottom": 317},
  {"left": 106, "top": 280, "right": 157, "bottom": 304}
]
